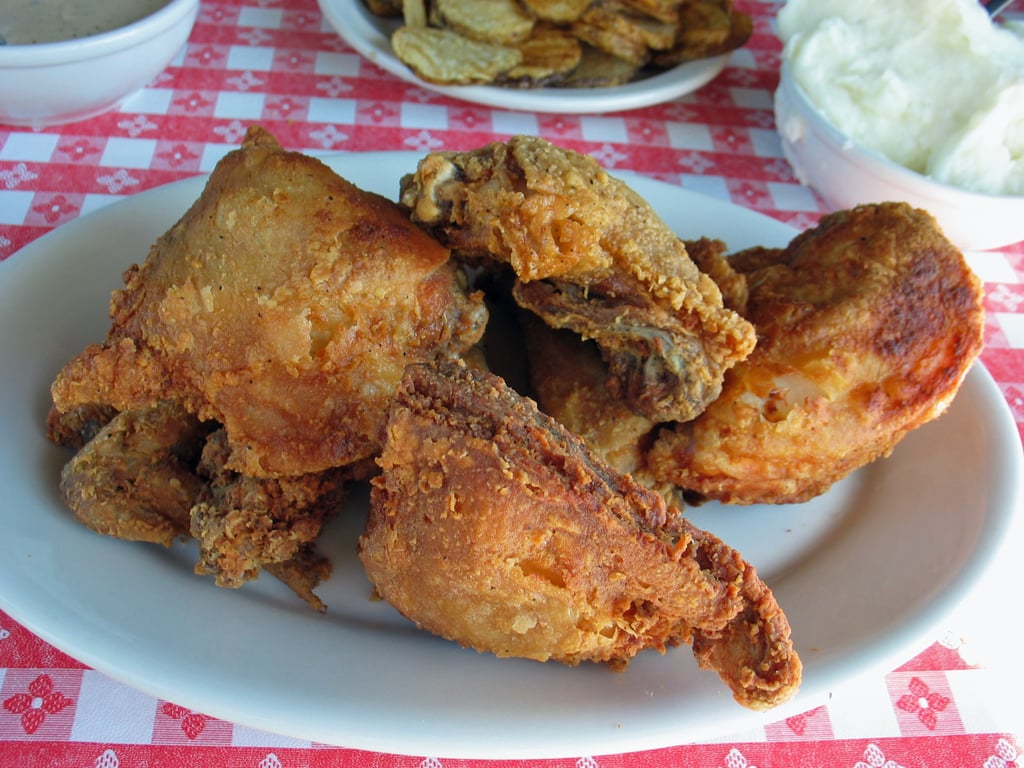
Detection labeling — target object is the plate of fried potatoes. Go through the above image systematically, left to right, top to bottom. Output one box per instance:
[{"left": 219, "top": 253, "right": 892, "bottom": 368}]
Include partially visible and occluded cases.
[{"left": 319, "top": 0, "right": 748, "bottom": 112}]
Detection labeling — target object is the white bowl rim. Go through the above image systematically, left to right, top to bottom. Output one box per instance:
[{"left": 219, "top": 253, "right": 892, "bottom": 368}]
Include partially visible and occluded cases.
[
  {"left": 0, "top": 0, "right": 199, "bottom": 66},
  {"left": 777, "top": 60, "right": 1024, "bottom": 204}
]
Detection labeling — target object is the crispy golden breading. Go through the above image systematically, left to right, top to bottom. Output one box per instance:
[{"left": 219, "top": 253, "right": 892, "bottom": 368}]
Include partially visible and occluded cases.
[
  {"left": 47, "top": 126, "right": 487, "bottom": 610},
  {"left": 50, "top": 126, "right": 487, "bottom": 479},
  {"left": 399, "top": 136, "right": 756, "bottom": 424},
  {"left": 646, "top": 203, "right": 986, "bottom": 504},
  {"left": 514, "top": 236, "right": 742, "bottom": 488},
  {"left": 522, "top": 315, "right": 655, "bottom": 479},
  {"left": 361, "top": 362, "right": 801, "bottom": 710},
  {"left": 55, "top": 400, "right": 334, "bottom": 610},
  {"left": 59, "top": 401, "right": 207, "bottom": 547},
  {"left": 47, "top": 402, "right": 119, "bottom": 450},
  {"left": 190, "top": 428, "right": 348, "bottom": 589}
]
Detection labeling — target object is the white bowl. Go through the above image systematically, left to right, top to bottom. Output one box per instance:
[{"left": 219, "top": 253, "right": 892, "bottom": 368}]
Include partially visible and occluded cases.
[
  {"left": 0, "top": 0, "right": 198, "bottom": 129},
  {"left": 774, "top": 62, "right": 1024, "bottom": 251}
]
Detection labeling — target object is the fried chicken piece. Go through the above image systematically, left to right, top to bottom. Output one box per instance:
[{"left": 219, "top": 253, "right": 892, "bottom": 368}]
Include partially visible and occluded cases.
[
  {"left": 50, "top": 125, "right": 487, "bottom": 478},
  {"left": 399, "top": 136, "right": 756, "bottom": 424},
  {"left": 646, "top": 203, "right": 986, "bottom": 504},
  {"left": 520, "top": 236, "right": 745, "bottom": 481},
  {"left": 522, "top": 314, "right": 656, "bottom": 479},
  {"left": 360, "top": 362, "right": 801, "bottom": 710},
  {"left": 56, "top": 401, "right": 334, "bottom": 610},
  {"left": 59, "top": 401, "right": 208, "bottom": 546},
  {"left": 47, "top": 402, "right": 120, "bottom": 450},
  {"left": 190, "top": 428, "right": 347, "bottom": 589},
  {"left": 265, "top": 545, "right": 333, "bottom": 613}
]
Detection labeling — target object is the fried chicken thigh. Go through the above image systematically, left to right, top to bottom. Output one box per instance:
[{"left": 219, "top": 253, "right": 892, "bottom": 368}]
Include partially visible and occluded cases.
[
  {"left": 48, "top": 126, "right": 487, "bottom": 607},
  {"left": 51, "top": 126, "right": 487, "bottom": 478},
  {"left": 398, "top": 136, "right": 755, "bottom": 423},
  {"left": 646, "top": 203, "right": 986, "bottom": 504},
  {"left": 360, "top": 362, "right": 801, "bottom": 710}
]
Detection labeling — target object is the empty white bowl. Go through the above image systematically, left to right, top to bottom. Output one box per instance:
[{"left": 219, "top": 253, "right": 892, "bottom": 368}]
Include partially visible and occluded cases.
[
  {"left": 0, "top": 0, "right": 199, "bottom": 129},
  {"left": 774, "top": 62, "right": 1024, "bottom": 251}
]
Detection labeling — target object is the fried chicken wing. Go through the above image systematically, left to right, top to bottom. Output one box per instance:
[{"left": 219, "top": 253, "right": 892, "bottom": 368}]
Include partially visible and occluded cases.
[
  {"left": 51, "top": 126, "right": 487, "bottom": 478},
  {"left": 398, "top": 136, "right": 755, "bottom": 423},
  {"left": 646, "top": 203, "right": 986, "bottom": 504},
  {"left": 360, "top": 362, "right": 801, "bottom": 710},
  {"left": 56, "top": 401, "right": 333, "bottom": 610},
  {"left": 59, "top": 401, "right": 207, "bottom": 547},
  {"left": 190, "top": 428, "right": 347, "bottom": 589}
]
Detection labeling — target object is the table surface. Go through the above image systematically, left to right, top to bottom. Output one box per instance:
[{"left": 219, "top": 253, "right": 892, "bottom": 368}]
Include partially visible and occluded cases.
[{"left": 2, "top": 0, "right": 1023, "bottom": 765}]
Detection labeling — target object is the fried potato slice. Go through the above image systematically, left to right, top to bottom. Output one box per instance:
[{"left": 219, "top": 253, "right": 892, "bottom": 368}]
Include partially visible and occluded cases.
[
  {"left": 401, "top": 0, "right": 427, "bottom": 27},
  {"left": 435, "top": 0, "right": 535, "bottom": 44},
  {"left": 520, "top": 0, "right": 593, "bottom": 22},
  {"left": 600, "top": 0, "right": 679, "bottom": 50},
  {"left": 620, "top": 0, "right": 685, "bottom": 23},
  {"left": 571, "top": 2, "right": 656, "bottom": 64},
  {"left": 655, "top": 4, "right": 752, "bottom": 66},
  {"left": 501, "top": 23, "right": 584, "bottom": 87},
  {"left": 392, "top": 26, "right": 522, "bottom": 84},
  {"left": 562, "top": 43, "right": 640, "bottom": 87}
]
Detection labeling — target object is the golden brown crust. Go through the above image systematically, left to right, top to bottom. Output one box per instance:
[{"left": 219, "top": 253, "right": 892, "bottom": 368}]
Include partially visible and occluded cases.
[
  {"left": 50, "top": 125, "right": 487, "bottom": 478},
  {"left": 47, "top": 126, "right": 488, "bottom": 611},
  {"left": 399, "top": 136, "right": 756, "bottom": 424},
  {"left": 647, "top": 203, "right": 986, "bottom": 504},
  {"left": 360, "top": 362, "right": 801, "bottom": 709},
  {"left": 59, "top": 401, "right": 207, "bottom": 547}
]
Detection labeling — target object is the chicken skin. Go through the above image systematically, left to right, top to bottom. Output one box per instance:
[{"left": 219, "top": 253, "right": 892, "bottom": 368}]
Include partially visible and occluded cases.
[
  {"left": 47, "top": 126, "right": 487, "bottom": 606},
  {"left": 50, "top": 126, "right": 487, "bottom": 479},
  {"left": 398, "top": 135, "right": 756, "bottom": 423},
  {"left": 645, "top": 203, "right": 986, "bottom": 504},
  {"left": 521, "top": 204, "right": 985, "bottom": 506},
  {"left": 360, "top": 362, "right": 801, "bottom": 710},
  {"left": 55, "top": 400, "right": 335, "bottom": 610}
]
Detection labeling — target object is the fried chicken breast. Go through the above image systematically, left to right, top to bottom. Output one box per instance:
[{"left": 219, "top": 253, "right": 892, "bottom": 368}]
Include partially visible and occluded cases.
[
  {"left": 50, "top": 126, "right": 487, "bottom": 479},
  {"left": 398, "top": 136, "right": 756, "bottom": 423},
  {"left": 646, "top": 203, "right": 986, "bottom": 504},
  {"left": 360, "top": 362, "right": 801, "bottom": 710}
]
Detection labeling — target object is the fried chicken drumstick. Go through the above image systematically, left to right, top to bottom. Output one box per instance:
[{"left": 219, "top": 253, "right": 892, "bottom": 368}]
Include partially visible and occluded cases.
[
  {"left": 398, "top": 135, "right": 756, "bottom": 423},
  {"left": 360, "top": 362, "right": 802, "bottom": 710}
]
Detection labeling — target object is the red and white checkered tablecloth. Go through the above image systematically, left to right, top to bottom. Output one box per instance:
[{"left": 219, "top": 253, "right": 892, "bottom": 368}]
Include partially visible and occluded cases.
[{"left": 2, "top": 0, "right": 1022, "bottom": 765}]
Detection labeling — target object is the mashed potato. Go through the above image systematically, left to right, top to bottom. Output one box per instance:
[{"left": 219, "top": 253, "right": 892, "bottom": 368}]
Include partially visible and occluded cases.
[{"left": 778, "top": 0, "right": 1024, "bottom": 195}]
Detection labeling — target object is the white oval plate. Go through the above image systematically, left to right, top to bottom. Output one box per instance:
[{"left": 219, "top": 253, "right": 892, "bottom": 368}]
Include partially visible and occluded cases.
[
  {"left": 317, "top": 0, "right": 729, "bottom": 113},
  {"left": 0, "top": 152, "right": 1020, "bottom": 759}
]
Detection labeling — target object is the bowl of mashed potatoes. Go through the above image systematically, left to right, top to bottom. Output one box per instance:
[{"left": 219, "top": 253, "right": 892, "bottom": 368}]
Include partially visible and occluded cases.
[
  {"left": 0, "top": 0, "right": 199, "bottom": 128},
  {"left": 774, "top": 0, "right": 1024, "bottom": 251}
]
